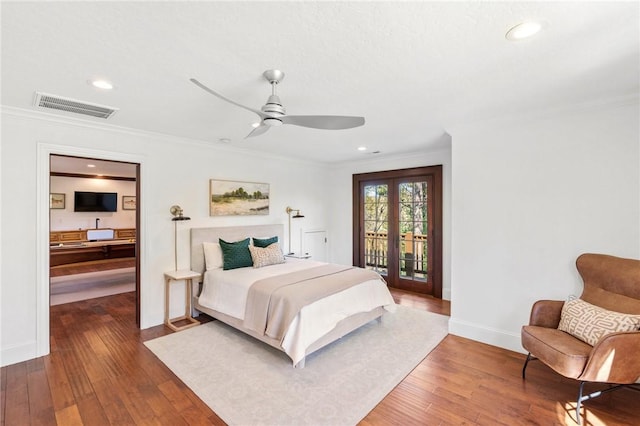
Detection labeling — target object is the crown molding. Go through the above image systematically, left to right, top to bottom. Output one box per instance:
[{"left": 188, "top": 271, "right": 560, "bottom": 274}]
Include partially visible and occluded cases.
[
  {"left": 1, "top": 106, "right": 329, "bottom": 169},
  {"left": 329, "top": 142, "right": 452, "bottom": 170}
]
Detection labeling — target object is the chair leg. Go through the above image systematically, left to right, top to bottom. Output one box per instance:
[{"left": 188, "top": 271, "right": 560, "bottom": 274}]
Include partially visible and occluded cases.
[
  {"left": 522, "top": 352, "right": 533, "bottom": 379},
  {"left": 576, "top": 381, "right": 585, "bottom": 425},
  {"left": 575, "top": 382, "right": 629, "bottom": 425}
]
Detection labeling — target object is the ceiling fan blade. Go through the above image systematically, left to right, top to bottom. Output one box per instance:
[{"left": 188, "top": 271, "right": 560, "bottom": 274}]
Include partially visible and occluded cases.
[
  {"left": 190, "top": 78, "right": 267, "bottom": 119},
  {"left": 280, "top": 115, "right": 365, "bottom": 130},
  {"left": 245, "top": 123, "right": 270, "bottom": 138}
]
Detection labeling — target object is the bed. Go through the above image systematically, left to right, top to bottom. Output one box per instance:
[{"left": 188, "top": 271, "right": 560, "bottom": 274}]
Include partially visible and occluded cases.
[{"left": 190, "top": 224, "right": 396, "bottom": 367}]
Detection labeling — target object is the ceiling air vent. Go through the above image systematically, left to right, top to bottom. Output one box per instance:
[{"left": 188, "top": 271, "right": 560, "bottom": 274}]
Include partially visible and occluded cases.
[{"left": 33, "top": 92, "right": 118, "bottom": 119}]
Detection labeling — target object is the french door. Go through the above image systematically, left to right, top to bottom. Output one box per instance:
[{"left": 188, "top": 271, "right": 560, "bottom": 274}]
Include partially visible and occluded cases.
[{"left": 353, "top": 166, "right": 442, "bottom": 297}]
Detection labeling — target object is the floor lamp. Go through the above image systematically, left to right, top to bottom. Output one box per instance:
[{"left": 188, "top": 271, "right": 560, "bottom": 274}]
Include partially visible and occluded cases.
[
  {"left": 170, "top": 205, "right": 191, "bottom": 271},
  {"left": 285, "top": 206, "right": 304, "bottom": 255}
]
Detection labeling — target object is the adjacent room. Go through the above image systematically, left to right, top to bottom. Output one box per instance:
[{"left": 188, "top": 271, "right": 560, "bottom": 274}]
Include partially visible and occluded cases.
[
  {"left": 1, "top": 1, "right": 638, "bottom": 425},
  {"left": 49, "top": 155, "right": 138, "bottom": 307}
]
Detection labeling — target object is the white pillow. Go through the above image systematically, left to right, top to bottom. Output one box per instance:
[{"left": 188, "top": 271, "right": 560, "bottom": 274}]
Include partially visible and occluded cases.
[{"left": 203, "top": 242, "right": 223, "bottom": 270}]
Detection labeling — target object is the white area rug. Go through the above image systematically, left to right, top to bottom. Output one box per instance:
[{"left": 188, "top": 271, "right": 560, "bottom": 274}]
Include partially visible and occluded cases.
[
  {"left": 50, "top": 267, "right": 135, "bottom": 305},
  {"left": 145, "top": 305, "right": 449, "bottom": 426}
]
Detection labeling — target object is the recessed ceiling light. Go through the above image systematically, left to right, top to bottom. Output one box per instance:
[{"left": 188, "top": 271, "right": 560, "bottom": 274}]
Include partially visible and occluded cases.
[
  {"left": 505, "top": 22, "right": 542, "bottom": 41},
  {"left": 88, "top": 79, "right": 114, "bottom": 90},
  {"left": 251, "top": 122, "right": 260, "bottom": 128},
  {"left": 219, "top": 138, "right": 231, "bottom": 143},
  {"left": 357, "top": 146, "right": 367, "bottom": 151},
  {"left": 87, "top": 164, "right": 96, "bottom": 168}
]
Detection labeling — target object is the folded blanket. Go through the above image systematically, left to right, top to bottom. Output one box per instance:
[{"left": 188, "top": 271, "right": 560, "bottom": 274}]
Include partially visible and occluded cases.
[{"left": 243, "top": 264, "right": 385, "bottom": 341}]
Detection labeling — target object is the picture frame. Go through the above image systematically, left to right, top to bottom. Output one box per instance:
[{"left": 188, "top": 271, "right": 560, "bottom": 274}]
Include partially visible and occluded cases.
[
  {"left": 210, "top": 179, "right": 270, "bottom": 216},
  {"left": 50, "top": 193, "right": 65, "bottom": 209},
  {"left": 122, "top": 195, "right": 136, "bottom": 210}
]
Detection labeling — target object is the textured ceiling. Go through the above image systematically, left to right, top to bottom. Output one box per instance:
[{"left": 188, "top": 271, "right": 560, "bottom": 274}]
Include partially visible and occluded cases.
[{"left": 2, "top": 2, "right": 639, "bottom": 164}]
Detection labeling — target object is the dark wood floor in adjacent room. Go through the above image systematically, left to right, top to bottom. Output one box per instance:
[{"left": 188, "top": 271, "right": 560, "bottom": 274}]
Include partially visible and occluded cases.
[
  {"left": 49, "top": 258, "right": 136, "bottom": 278},
  {"left": 1, "top": 288, "right": 638, "bottom": 425}
]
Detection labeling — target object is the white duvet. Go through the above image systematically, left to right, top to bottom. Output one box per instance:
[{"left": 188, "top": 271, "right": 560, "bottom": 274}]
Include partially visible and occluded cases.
[{"left": 197, "top": 258, "right": 396, "bottom": 365}]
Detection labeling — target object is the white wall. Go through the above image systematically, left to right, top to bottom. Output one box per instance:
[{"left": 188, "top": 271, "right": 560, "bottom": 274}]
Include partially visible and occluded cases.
[
  {"left": 3, "top": 99, "right": 637, "bottom": 367},
  {"left": 449, "top": 100, "right": 640, "bottom": 353},
  {"left": 0, "top": 108, "right": 330, "bottom": 366},
  {"left": 327, "top": 139, "right": 453, "bottom": 300},
  {"left": 50, "top": 176, "right": 137, "bottom": 231}
]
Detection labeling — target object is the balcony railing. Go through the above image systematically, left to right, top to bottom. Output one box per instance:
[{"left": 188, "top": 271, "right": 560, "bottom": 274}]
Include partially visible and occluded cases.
[{"left": 364, "top": 231, "right": 428, "bottom": 278}]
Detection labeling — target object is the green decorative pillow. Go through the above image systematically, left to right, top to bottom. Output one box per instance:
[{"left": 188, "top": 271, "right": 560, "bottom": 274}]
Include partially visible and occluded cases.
[
  {"left": 253, "top": 236, "right": 278, "bottom": 248},
  {"left": 219, "top": 238, "right": 252, "bottom": 270},
  {"left": 249, "top": 243, "right": 285, "bottom": 268},
  {"left": 558, "top": 298, "right": 640, "bottom": 346}
]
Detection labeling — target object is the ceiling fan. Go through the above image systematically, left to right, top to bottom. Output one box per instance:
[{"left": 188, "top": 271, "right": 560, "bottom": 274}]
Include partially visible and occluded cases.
[{"left": 190, "top": 70, "right": 365, "bottom": 138}]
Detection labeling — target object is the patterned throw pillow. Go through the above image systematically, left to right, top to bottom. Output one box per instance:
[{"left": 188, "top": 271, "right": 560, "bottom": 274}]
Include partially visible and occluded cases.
[
  {"left": 253, "top": 236, "right": 278, "bottom": 248},
  {"left": 219, "top": 238, "right": 252, "bottom": 270},
  {"left": 249, "top": 243, "right": 285, "bottom": 268},
  {"left": 558, "top": 298, "right": 640, "bottom": 346}
]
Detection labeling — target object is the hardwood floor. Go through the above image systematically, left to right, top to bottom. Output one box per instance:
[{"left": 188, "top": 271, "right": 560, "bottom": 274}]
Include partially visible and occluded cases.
[
  {"left": 50, "top": 258, "right": 136, "bottom": 278},
  {"left": 2, "top": 289, "right": 638, "bottom": 425}
]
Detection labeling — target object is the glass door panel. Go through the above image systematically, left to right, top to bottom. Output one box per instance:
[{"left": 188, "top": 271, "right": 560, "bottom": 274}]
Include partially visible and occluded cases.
[
  {"left": 398, "top": 180, "right": 430, "bottom": 286},
  {"left": 363, "top": 183, "right": 389, "bottom": 276}
]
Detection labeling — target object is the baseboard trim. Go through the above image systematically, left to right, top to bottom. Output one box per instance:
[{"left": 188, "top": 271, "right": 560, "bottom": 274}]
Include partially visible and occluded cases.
[
  {"left": 442, "top": 287, "right": 451, "bottom": 301},
  {"left": 448, "top": 317, "right": 525, "bottom": 354},
  {"left": 1, "top": 340, "right": 37, "bottom": 367}
]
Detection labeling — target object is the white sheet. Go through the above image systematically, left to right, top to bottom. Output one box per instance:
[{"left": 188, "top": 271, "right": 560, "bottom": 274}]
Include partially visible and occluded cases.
[
  {"left": 198, "top": 258, "right": 324, "bottom": 319},
  {"left": 197, "top": 259, "right": 396, "bottom": 365}
]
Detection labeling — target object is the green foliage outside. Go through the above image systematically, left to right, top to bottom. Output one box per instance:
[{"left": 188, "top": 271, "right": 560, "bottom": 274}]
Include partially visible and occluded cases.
[
  {"left": 364, "top": 182, "right": 427, "bottom": 235},
  {"left": 211, "top": 187, "right": 270, "bottom": 204}
]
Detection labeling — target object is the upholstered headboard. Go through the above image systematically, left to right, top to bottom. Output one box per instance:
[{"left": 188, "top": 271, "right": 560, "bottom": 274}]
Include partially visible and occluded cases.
[{"left": 190, "top": 224, "right": 284, "bottom": 275}]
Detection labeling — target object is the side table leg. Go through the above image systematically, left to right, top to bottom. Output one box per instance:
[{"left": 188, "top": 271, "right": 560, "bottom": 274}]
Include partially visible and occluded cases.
[
  {"left": 164, "top": 277, "right": 170, "bottom": 326},
  {"left": 185, "top": 278, "right": 192, "bottom": 318}
]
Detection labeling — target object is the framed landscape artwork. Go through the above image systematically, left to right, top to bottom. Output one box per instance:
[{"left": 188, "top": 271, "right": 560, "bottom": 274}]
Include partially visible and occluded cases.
[
  {"left": 210, "top": 179, "right": 270, "bottom": 216},
  {"left": 50, "top": 193, "right": 65, "bottom": 209},
  {"left": 122, "top": 196, "right": 136, "bottom": 210}
]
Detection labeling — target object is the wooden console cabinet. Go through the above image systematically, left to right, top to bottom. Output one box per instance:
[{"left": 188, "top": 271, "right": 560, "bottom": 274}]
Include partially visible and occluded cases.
[
  {"left": 50, "top": 228, "right": 136, "bottom": 267},
  {"left": 50, "top": 228, "right": 135, "bottom": 243},
  {"left": 115, "top": 228, "right": 136, "bottom": 239},
  {"left": 50, "top": 230, "right": 87, "bottom": 243}
]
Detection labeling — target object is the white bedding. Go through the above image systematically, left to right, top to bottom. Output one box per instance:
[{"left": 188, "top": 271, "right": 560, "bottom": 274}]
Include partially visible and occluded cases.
[{"left": 197, "top": 258, "right": 396, "bottom": 364}]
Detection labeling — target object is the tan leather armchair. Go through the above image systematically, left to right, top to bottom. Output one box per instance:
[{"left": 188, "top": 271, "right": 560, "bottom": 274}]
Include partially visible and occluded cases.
[{"left": 521, "top": 253, "right": 640, "bottom": 425}]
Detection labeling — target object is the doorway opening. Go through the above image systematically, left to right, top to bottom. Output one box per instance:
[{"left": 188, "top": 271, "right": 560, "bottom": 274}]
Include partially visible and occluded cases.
[
  {"left": 49, "top": 154, "right": 140, "bottom": 324},
  {"left": 353, "top": 166, "right": 443, "bottom": 297}
]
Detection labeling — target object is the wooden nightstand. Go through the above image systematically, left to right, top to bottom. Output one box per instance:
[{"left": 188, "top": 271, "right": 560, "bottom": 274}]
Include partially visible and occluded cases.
[{"left": 164, "top": 269, "right": 201, "bottom": 331}]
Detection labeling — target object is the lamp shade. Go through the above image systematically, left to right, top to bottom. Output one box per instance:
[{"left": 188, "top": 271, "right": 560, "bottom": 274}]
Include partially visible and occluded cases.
[{"left": 170, "top": 205, "right": 191, "bottom": 221}]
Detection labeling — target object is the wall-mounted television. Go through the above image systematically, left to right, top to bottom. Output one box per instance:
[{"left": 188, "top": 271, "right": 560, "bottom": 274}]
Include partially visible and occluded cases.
[{"left": 74, "top": 191, "right": 117, "bottom": 212}]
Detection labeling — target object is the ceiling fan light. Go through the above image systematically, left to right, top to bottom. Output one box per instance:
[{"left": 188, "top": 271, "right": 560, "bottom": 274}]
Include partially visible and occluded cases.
[{"left": 505, "top": 21, "right": 542, "bottom": 40}]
